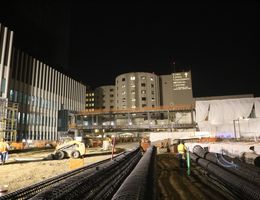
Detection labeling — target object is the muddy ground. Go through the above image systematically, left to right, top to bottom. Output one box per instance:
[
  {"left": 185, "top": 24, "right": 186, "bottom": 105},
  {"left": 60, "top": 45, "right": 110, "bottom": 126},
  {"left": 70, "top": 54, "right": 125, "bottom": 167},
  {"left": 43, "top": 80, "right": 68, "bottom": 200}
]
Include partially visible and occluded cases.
[{"left": 156, "top": 151, "right": 238, "bottom": 200}]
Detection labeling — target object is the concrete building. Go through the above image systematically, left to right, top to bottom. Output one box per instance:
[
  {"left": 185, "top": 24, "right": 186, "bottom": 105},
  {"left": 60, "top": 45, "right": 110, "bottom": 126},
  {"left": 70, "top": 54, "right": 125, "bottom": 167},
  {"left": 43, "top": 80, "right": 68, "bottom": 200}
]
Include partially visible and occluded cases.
[
  {"left": 0, "top": 23, "right": 86, "bottom": 141},
  {"left": 0, "top": 23, "right": 13, "bottom": 98},
  {"left": 160, "top": 71, "right": 193, "bottom": 106},
  {"left": 115, "top": 72, "right": 160, "bottom": 110},
  {"left": 95, "top": 85, "right": 115, "bottom": 110},
  {"left": 85, "top": 86, "right": 95, "bottom": 111}
]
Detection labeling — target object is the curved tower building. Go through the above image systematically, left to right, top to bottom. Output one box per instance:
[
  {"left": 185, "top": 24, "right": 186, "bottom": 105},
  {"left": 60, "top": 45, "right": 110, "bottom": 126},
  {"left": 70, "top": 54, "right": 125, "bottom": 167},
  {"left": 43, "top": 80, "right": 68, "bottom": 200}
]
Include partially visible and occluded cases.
[{"left": 115, "top": 72, "right": 160, "bottom": 110}]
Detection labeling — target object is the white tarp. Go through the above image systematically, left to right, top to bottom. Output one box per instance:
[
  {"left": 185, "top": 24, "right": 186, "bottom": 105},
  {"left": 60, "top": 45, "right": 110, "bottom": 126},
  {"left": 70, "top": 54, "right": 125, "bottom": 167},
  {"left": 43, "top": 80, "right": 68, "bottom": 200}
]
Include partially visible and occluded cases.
[
  {"left": 196, "top": 97, "right": 260, "bottom": 139},
  {"left": 255, "top": 97, "right": 260, "bottom": 118},
  {"left": 208, "top": 98, "right": 254, "bottom": 124},
  {"left": 208, "top": 100, "right": 225, "bottom": 124},
  {"left": 195, "top": 101, "right": 210, "bottom": 122},
  {"left": 149, "top": 131, "right": 196, "bottom": 143}
]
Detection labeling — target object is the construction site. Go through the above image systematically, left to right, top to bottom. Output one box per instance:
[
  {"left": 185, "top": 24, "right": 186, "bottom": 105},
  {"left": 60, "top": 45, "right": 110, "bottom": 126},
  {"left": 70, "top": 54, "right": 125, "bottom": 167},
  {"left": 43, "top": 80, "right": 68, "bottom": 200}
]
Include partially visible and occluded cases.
[{"left": 1, "top": 98, "right": 260, "bottom": 199}]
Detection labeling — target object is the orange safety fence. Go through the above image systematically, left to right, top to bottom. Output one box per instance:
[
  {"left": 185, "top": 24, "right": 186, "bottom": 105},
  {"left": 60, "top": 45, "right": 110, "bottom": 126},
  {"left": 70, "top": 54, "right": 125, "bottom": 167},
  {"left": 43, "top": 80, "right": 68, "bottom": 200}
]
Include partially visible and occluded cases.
[
  {"left": 198, "top": 137, "right": 219, "bottom": 143},
  {"left": 10, "top": 142, "right": 25, "bottom": 150}
]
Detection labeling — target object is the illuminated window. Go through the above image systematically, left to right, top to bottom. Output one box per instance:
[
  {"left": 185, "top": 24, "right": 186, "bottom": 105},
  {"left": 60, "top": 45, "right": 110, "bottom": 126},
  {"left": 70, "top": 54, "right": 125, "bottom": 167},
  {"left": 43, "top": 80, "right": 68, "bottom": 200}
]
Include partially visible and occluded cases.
[
  {"left": 130, "top": 76, "right": 135, "bottom": 80},
  {"left": 141, "top": 76, "right": 146, "bottom": 80},
  {"left": 150, "top": 77, "right": 154, "bottom": 81},
  {"left": 122, "top": 84, "right": 126, "bottom": 88},
  {"left": 130, "top": 84, "right": 135, "bottom": 87},
  {"left": 141, "top": 90, "right": 146, "bottom": 94},
  {"left": 122, "top": 91, "right": 126, "bottom": 95},
  {"left": 131, "top": 91, "right": 135, "bottom": 94},
  {"left": 92, "top": 93, "right": 94, "bottom": 96},
  {"left": 86, "top": 94, "right": 88, "bottom": 96},
  {"left": 92, "top": 98, "right": 94, "bottom": 101},
  {"left": 131, "top": 98, "right": 136, "bottom": 101},
  {"left": 131, "top": 105, "right": 136, "bottom": 108}
]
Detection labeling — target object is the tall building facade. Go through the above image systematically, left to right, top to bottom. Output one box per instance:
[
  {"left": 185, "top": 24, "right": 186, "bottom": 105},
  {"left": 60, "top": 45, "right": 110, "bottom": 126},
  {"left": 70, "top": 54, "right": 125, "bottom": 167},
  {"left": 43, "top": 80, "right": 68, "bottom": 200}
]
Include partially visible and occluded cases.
[
  {"left": 0, "top": 23, "right": 13, "bottom": 98},
  {"left": 1, "top": 23, "right": 86, "bottom": 141},
  {"left": 160, "top": 71, "right": 193, "bottom": 106},
  {"left": 115, "top": 72, "right": 160, "bottom": 110},
  {"left": 95, "top": 85, "right": 115, "bottom": 110},
  {"left": 85, "top": 86, "right": 95, "bottom": 111}
]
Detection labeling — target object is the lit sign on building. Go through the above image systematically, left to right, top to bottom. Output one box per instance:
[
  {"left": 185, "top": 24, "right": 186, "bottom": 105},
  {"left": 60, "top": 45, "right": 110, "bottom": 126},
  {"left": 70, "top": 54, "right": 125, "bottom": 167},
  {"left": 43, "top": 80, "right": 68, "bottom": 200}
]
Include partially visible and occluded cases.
[{"left": 172, "top": 72, "right": 191, "bottom": 90}]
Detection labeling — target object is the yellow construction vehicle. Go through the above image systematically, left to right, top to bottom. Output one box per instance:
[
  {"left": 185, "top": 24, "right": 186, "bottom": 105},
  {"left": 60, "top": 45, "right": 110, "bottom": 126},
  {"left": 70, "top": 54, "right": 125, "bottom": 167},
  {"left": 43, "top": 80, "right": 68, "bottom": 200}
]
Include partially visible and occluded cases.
[{"left": 53, "top": 137, "right": 86, "bottom": 160}]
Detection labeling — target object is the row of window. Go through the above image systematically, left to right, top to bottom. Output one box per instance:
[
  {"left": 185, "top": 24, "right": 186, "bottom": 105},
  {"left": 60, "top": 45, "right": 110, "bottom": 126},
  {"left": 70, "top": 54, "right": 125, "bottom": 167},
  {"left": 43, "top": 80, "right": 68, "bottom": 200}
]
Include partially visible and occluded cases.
[
  {"left": 120, "top": 76, "right": 154, "bottom": 82},
  {"left": 120, "top": 83, "right": 154, "bottom": 89},
  {"left": 10, "top": 90, "right": 59, "bottom": 109},
  {"left": 120, "top": 90, "right": 155, "bottom": 96},
  {"left": 86, "top": 93, "right": 94, "bottom": 97},
  {"left": 86, "top": 98, "right": 94, "bottom": 102},
  {"left": 86, "top": 103, "right": 94, "bottom": 107},
  {"left": 117, "top": 104, "right": 155, "bottom": 109},
  {"left": 102, "top": 106, "right": 114, "bottom": 109},
  {"left": 18, "top": 112, "right": 56, "bottom": 126}
]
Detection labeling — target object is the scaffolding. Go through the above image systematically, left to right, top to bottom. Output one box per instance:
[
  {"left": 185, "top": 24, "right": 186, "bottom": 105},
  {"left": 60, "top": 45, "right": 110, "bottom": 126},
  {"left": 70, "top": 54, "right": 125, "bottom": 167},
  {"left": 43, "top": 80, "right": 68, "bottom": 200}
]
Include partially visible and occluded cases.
[{"left": 0, "top": 98, "right": 18, "bottom": 141}]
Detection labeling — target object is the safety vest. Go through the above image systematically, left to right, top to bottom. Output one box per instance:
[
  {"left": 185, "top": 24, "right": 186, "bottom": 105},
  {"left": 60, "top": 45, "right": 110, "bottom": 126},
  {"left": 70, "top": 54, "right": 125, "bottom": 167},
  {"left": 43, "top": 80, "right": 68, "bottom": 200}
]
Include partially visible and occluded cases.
[
  {"left": 0, "top": 142, "right": 8, "bottom": 152},
  {"left": 177, "top": 143, "right": 186, "bottom": 154}
]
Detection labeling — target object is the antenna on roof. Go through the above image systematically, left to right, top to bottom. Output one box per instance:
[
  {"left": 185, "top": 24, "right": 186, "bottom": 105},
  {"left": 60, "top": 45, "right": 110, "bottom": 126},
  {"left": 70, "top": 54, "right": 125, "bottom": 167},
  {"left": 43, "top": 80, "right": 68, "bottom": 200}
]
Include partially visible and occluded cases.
[{"left": 171, "top": 58, "right": 176, "bottom": 74}]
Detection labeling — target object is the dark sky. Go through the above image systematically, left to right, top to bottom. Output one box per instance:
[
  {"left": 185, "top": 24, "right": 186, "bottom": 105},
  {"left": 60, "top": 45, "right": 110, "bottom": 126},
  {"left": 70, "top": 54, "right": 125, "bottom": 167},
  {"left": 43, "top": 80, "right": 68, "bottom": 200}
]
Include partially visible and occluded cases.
[{"left": 0, "top": 1, "right": 259, "bottom": 97}]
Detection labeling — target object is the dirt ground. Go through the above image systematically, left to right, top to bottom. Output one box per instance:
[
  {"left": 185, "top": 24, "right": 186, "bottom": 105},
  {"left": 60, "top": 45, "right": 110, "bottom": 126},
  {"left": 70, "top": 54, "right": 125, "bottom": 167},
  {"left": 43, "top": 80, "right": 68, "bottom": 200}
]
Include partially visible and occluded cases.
[
  {"left": 0, "top": 142, "right": 139, "bottom": 196},
  {"left": 1, "top": 144, "right": 236, "bottom": 199},
  {"left": 0, "top": 149, "right": 113, "bottom": 195},
  {"left": 156, "top": 150, "right": 237, "bottom": 200}
]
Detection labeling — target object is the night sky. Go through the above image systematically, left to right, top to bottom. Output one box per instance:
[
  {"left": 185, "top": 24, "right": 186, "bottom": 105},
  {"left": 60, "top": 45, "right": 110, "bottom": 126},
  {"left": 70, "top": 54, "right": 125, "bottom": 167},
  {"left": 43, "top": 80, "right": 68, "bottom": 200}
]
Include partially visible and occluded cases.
[{"left": 0, "top": 1, "right": 259, "bottom": 97}]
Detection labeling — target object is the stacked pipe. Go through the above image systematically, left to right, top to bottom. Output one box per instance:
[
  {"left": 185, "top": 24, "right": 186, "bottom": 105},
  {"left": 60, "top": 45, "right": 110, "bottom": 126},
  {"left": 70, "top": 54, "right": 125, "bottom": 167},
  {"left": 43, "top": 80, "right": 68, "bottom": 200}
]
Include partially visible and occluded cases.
[
  {"left": 191, "top": 145, "right": 260, "bottom": 200},
  {"left": 193, "top": 145, "right": 260, "bottom": 187},
  {"left": 112, "top": 146, "right": 157, "bottom": 200},
  {"left": 30, "top": 147, "right": 142, "bottom": 200}
]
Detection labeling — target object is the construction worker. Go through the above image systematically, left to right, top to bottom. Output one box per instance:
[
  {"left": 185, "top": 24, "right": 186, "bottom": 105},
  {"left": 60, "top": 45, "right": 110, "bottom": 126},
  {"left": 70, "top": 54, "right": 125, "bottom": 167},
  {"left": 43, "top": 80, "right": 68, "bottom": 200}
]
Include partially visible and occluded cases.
[
  {"left": 0, "top": 138, "right": 9, "bottom": 165},
  {"left": 177, "top": 140, "right": 187, "bottom": 168}
]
